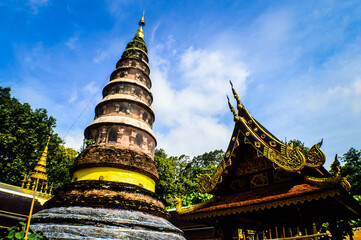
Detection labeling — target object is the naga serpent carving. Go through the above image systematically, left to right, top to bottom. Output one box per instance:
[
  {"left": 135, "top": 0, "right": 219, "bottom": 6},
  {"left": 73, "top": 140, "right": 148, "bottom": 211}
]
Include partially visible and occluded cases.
[
  {"left": 305, "top": 139, "right": 326, "bottom": 168},
  {"left": 304, "top": 155, "right": 351, "bottom": 191},
  {"left": 198, "top": 158, "right": 227, "bottom": 194},
  {"left": 175, "top": 196, "right": 218, "bottom": 214}
]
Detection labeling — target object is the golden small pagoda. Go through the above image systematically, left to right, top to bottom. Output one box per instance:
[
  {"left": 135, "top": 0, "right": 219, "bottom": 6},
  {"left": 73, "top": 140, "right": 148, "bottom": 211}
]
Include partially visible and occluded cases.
[
  {"left": 21, "top": 138, "right": 52, "bottom": 204},
  {"left": 23, "top": 138, "right": 51, "bottom": 240},
  {"left": 0, "top": 139, "right": 52, "bottom": 230}
]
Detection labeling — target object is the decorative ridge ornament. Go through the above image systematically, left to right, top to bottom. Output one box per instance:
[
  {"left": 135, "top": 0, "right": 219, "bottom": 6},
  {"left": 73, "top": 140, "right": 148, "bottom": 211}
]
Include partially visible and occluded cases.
[
  {"left": 227, "top": 82, "right": 327, "bottom": 173},
  {"left": 304, "top": 155, "right": 351, "bottom": 191}
]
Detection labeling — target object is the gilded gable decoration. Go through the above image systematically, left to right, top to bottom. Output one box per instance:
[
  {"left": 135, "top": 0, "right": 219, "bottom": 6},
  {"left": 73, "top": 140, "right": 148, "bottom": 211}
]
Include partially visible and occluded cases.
[{"left": 197, "top": 82, "right": 351, "bottom": 194}]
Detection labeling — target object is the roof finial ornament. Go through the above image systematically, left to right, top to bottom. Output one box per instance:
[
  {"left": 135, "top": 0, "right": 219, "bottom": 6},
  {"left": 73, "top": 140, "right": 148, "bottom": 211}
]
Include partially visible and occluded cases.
[
  {"left": 139, "top": 10, "right": 145, "bottom": 27},
  {"left": 135, "top": 11, "right": 145, "bottom": 39},
  {"left": 229, "top": 80, "right": 243, "bottom": 111},
  {"left": 227, "top": 95, "right": 239, "bottom": 122}
]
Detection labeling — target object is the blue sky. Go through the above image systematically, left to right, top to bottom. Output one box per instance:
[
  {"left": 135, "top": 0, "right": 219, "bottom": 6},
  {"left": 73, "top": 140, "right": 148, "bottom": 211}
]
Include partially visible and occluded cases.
[{"left": 1, "top": 0, "right": 361, "bottom": 168}]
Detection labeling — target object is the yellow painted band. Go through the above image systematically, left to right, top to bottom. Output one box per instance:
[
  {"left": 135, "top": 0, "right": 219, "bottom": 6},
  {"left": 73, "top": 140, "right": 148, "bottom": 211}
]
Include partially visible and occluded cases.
[{"left": 72, "top": 167, "right": 155, "bottom": 192}]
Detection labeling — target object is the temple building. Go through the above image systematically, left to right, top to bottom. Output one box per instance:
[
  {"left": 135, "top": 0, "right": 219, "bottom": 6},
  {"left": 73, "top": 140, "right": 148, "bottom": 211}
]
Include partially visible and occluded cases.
[
  {"left": 1, "top": 13, "right": 360, "bottom": 240},
  {"left": 30, "top": 14, "right": 185, "bottom": 240},
  {"left": 173, "top": 83, "right": 361, "bottom": 239},
  {"left": 0, "top": 138, "right": 51, "bottom": 231}
]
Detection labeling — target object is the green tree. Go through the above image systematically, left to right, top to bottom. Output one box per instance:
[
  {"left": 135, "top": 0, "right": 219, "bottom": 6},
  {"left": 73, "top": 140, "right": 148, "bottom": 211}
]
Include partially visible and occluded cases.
[
  {"left": 0, "top": 87, "right": 77, "bottom": 190},
  {"left": 154, "top": 148, "right": 223, "bottom": 208},
  {"left": 322, "top": 148, "right": 361, "bottom": 239},
  {"left": 341, "top": 148, "right": 361, "bottom": 196},
  {"left": 154, "top": 149, "right": 181, "bottom": 206}
]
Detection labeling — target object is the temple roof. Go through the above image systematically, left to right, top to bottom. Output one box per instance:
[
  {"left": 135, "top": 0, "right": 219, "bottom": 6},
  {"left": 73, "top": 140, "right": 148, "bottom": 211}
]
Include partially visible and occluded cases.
[
  {"left": 196, "top": 82, "right": 350, "bottom": 196},
  {"left": 175, "top": 83, "right": 359, "bottom": 221},
  {"left": 180, "top": 181, "right": 357, "bottom": 221}
]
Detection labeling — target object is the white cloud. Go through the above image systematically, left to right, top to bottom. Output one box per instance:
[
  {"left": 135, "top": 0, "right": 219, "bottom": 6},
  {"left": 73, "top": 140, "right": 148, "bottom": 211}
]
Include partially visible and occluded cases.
[
  {"left": 28, "top": 0, "right": 48, "bottom": 14},
  {"left": 65, "top": 36, "right": 79, "bottom": 50},
  {"left": 151, "top": 47, "right": 249, "bottom": 157},
  {"left": 93, "top": 51, "right": 110, "bottom": 64},
  {"left": 84, "top": 81, "right": 100, "bottom": 95},
  {"left": 68, "top": 89, "right": 78, "bottom": 103},
  {"left": 62, "top": 128, "right": 84, "bottom": 152}
]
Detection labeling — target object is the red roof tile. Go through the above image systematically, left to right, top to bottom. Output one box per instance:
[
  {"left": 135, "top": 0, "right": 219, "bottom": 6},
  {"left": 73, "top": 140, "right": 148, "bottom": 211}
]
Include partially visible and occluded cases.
[{"left": 187, "top": 181, "right": 336, "bottom": 215}]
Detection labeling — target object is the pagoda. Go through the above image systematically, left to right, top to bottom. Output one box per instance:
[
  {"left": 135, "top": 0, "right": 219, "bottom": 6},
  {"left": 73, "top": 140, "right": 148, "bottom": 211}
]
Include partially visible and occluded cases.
[
  {"left": 31, "top": 14, "right": 185, "bottom": 240},
  {"left": 174, "top": 83, "right": 361, "bottom": 240}
]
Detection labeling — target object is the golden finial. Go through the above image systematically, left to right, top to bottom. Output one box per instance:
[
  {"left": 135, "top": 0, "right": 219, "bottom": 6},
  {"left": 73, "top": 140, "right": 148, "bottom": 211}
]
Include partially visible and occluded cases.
[
  {"left": 139, "top": 10, "right": 145, "bottom": 27},
  {"left": 135, "top": 11, "right": 145, "bottom": 39},
  {"left": 229, "top": 81, "right": 243, "bottom": 111},
  {"left": 227, "top": 96, "right": 239, "bottom": 122},
  {"left": 29, "top": 137, "right": 50, "bottom": 182},
  {"left": 330, "top": 154, "right": 341, "bottom": 175},
  {"left": 21, "top": 174, "right": 27, "bottom": 188},
  {"left": 26, "top": 177, "right": 31, "bottom": 189},
  {"left": 49, "top": 183, "right": 53, "bottom": 195}
]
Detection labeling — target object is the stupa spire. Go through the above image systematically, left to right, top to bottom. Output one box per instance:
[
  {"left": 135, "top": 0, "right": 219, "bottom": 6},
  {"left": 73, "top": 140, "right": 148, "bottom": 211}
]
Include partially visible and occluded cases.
[
  {"left": 135, "top": 11, "right": 145, "bottom": 39},
  {"left": 29, "top": 137, "right": 50, "bottom": 181}
]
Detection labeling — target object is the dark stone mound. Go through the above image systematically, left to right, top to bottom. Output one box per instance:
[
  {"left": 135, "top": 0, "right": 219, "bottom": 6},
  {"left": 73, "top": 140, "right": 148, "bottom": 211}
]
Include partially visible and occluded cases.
[
  {"left": 45, "top": 181, "right": 169, "bottom": 219},
  {"left": 31, "top": 206, "right": 185, "bottom": 240}
]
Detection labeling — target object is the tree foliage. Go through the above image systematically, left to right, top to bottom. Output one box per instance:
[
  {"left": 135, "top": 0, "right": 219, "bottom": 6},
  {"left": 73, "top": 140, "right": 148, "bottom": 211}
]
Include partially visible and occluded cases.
[
  {"left": 0, "top": 87, "right": 77, "bottom": 190},
  {"left": 324, "top": 147, "right": 361, "bottom": 239},
  {"left": 341, "top": 147, "right": 361, "bottom": 196},
  {"left": 154, "top": 148, "right": 223, "bottom": 208},
  {"left": 0, "top": 221, "right": 52, "bottom": 240}
]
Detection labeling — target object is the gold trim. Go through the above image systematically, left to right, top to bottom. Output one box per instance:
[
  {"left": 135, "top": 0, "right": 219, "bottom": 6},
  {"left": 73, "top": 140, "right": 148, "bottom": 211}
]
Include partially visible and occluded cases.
[
  {"left": 199, "top": 84, "right": 343, "bottom": 195},
  {"left": 228, "top": 85, "right": 327, "bottom": 173},
  {"left": 198, "top": 130, "right": 241, "bottom": 194},
  {"left": 304, "top": 174, "right": 351, "bottom": 192},
  {"left": 304, "top": 174, "right": 342, "bottom": 186},
  {"left": 181, "top": 190, "right": 340, "bottom": 220},
  {"left": 175, "top": 197, "right": 218, "bottom": 215},
  {"left": 0, "top": 209, "right": 28, "bottom": 218},
  {"left": 266, "top": 232, "right": 331, "bottom": 240}
]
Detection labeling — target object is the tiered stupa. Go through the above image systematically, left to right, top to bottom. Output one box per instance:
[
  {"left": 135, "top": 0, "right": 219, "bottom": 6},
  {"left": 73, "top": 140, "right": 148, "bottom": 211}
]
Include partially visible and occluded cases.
[{"left": 31, "top": 14, "right": 185, "bottom": 240}]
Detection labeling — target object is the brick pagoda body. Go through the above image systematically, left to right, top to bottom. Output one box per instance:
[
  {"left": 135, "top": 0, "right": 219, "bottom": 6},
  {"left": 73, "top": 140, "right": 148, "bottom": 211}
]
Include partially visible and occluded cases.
[{"left": 31, "top": 15, "right": 185, "bottom": 240}]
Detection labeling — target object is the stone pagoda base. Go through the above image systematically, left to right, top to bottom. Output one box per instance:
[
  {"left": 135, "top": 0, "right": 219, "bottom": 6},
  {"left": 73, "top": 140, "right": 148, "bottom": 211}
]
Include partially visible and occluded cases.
[{"left": 31, "top": 206, "right": 185, "bottom": 240}]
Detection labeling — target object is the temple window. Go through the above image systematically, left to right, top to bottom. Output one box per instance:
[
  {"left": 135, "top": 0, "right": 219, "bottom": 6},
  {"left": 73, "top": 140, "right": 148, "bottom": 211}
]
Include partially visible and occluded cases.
[
  {"left": 134, "top": 88, "right": 140, "bottom": 96},
  {"left": 142, "top": 112, "right": 148, "bottom": 122},
  {"left": 108, "top": 128, "right": 117, "bottom": 143},
  {"left": 135, "top": 133, "right": 143, "bottom": 146}
]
